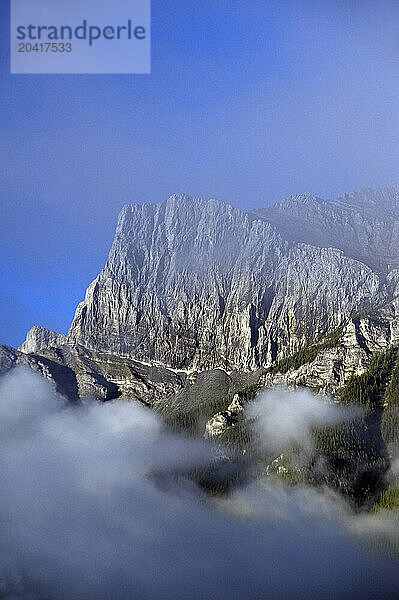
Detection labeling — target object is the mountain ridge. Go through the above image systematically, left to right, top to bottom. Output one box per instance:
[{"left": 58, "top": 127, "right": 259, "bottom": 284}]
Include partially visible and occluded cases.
[
  {"left": 14, "top": 184, "right": 399, "bottom": 376},
  {"left": 254, "top": 185, "right": 399, "bottom": 273},
  {"left": 66, "top": 188, "right": 395, "bottom": 370}
]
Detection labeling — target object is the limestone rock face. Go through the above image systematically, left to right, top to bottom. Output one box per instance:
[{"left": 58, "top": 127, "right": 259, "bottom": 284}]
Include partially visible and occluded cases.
[
  {"left": 253, "top": 186, "right": 399, "bottom": 273},
  {"left": 67, "top": 192, "right": 392, "bottom": 371},
  {"left": 261, "top": 297, "right": 399, "bottom": 394},
  {"left": 19, "top": 326, "right": 67, "bottom": 354},
  {"left": 0, "top": 342, "right": 188, "bottom": 405},
  {"left": 37, "top": 344, "right": 187, "bottom": 404},
  {"left": 0, "top": 345, "right": 79, "bottom": 402},
  {"left": 205, "top": 394, "right": 244, "bottom": 438}
]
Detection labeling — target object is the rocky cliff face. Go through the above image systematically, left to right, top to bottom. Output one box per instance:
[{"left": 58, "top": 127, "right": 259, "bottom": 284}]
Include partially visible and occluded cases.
[
  {"left": 253, "top": 186, "right": 399, "bottom": 274},
  {"left": 8, "top": 187, "right": 399, "bottom": 519},
  {"left": 67, "top": 191, "right": 393, "bottom": 371},
  {"left": 12, "top": 295, "right": 399, "bottom": 424},
  {"left": 262, "top": 296, "right": 399, "bottom": 393},
  {"left": 18, "top": 326, "right": 67, "bottom": 354},
  {"left": 4, "top": 341, "right": 188, "bottom": 405},
  {"left": 0, "top": 344, "right": 80, "bottom": 402}
]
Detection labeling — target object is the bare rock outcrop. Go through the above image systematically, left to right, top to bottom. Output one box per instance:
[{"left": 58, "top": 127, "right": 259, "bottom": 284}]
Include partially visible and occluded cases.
[
  {"left": 12, "top": 186, "right": 399, "bottom": 405},
  {"left": 253, "top": 186, "right": 399, "bottom": 273},
  {"left": 67, "top": 192, "right": 393, "bottom": 371},
  {"left": 261, "top": 297, "right": 399, "bottom": 394},
  {"left": 19, "top": 326, "right": 67, "bottom": 354},
  {"left": 0, "top": 344, "right": 79, "bottom": 402},
  {"left": 205, "top": 394, "right": 244, "bottom": 437}
]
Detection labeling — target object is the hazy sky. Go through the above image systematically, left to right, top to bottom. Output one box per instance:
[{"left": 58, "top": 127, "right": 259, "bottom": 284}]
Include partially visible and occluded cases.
[{"left": 2, "top": 0, "right": 399, "bottom": 346}]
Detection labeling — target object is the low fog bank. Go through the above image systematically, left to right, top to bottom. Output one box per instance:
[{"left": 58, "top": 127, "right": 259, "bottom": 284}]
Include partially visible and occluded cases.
[
  {"left": 0, "top": 368, "right": 398, "bottom": 600},
  {"left": 247, "top": 386, "right": 356, "bottom": 453}
]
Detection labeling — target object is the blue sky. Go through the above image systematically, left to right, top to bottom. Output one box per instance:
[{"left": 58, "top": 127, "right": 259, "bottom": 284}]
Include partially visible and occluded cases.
[{"left": 2, "top": 0, "right": 399, "bottom": 347}]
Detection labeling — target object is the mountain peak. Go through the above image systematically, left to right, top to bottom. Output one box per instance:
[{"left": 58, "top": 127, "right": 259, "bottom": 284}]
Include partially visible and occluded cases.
[
  {"left": 253, "top": 184, "right": 399, "bottom": 272},
  {"left": 67, "top": 187, "right": 389, "bottom": 370},
  {"left": 19, "top": 326, "right": 67, "bottom": 354}
]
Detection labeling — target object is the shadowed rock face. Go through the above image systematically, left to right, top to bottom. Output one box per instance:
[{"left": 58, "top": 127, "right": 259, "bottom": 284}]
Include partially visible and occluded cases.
[
  {"left": 66, "top": 191, "right": 393, "bottom": 370},
  {"left": 11, "top": 296, "right": 399, "bottom": 410},
  {"left": 7, "top": 339, "right": 261, "bottom": 412},
  {"left": 2, "top": 341, "right": 189, "bottom": 404},
  {"left": 0, "top": 345, "right": 80, "bottom": 402}
]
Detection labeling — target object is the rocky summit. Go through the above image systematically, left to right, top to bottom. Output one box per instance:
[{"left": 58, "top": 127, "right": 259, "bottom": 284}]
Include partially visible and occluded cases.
[{"left": 65, "top": 187, "right": 399, "bottom": 371}]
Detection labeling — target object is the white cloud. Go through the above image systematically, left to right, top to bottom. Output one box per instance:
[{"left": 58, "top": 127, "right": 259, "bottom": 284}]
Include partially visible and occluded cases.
[
  {"left": 0, "top": 368, "right": 396, "bottom": 600},
  {"left": 248, "top": 386, "right": 352, "bottom": 453}
]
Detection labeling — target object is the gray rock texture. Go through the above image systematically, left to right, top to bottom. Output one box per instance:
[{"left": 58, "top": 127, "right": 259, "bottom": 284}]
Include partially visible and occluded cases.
[
  {"left": 12, "top": 186, "right": 399, "bottom": 406},
  {"left": 253, "top": 186, "right": 399, "bottom": 273},
  {"left": 67, "top": 191, "right": 394, "bottom": 371},
  {"left": 261, "top": 296, "right": 399, "bottom": 395},
  {"left": 19, "top": 326, "right": 67, "bottom": 354},
  {"left": 1, "top": 341, "right": 188, "bottom": 404},
  {"left": 36, "top": 344, "right": 187, "bottom": 404},
  {"left": 0, "top": 345, "right": 79, "bottom": 402},
  {"left": 205, "top": 394, "right": 244, "bottom": 438}
]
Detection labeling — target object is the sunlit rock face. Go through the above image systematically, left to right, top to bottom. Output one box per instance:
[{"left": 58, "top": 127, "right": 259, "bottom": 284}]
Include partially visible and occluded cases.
[
  {"left": 66, "top": 190, "right": 399, "bottom": 371},
  {"left": 261, "top": 296, "right": 399, "bottom": 394},
  {"left": 18, "top": 326, "right": 67, "bottom": 354},
  {"left": 205, "top": 394, "right": 244, "bottom": 438}
]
